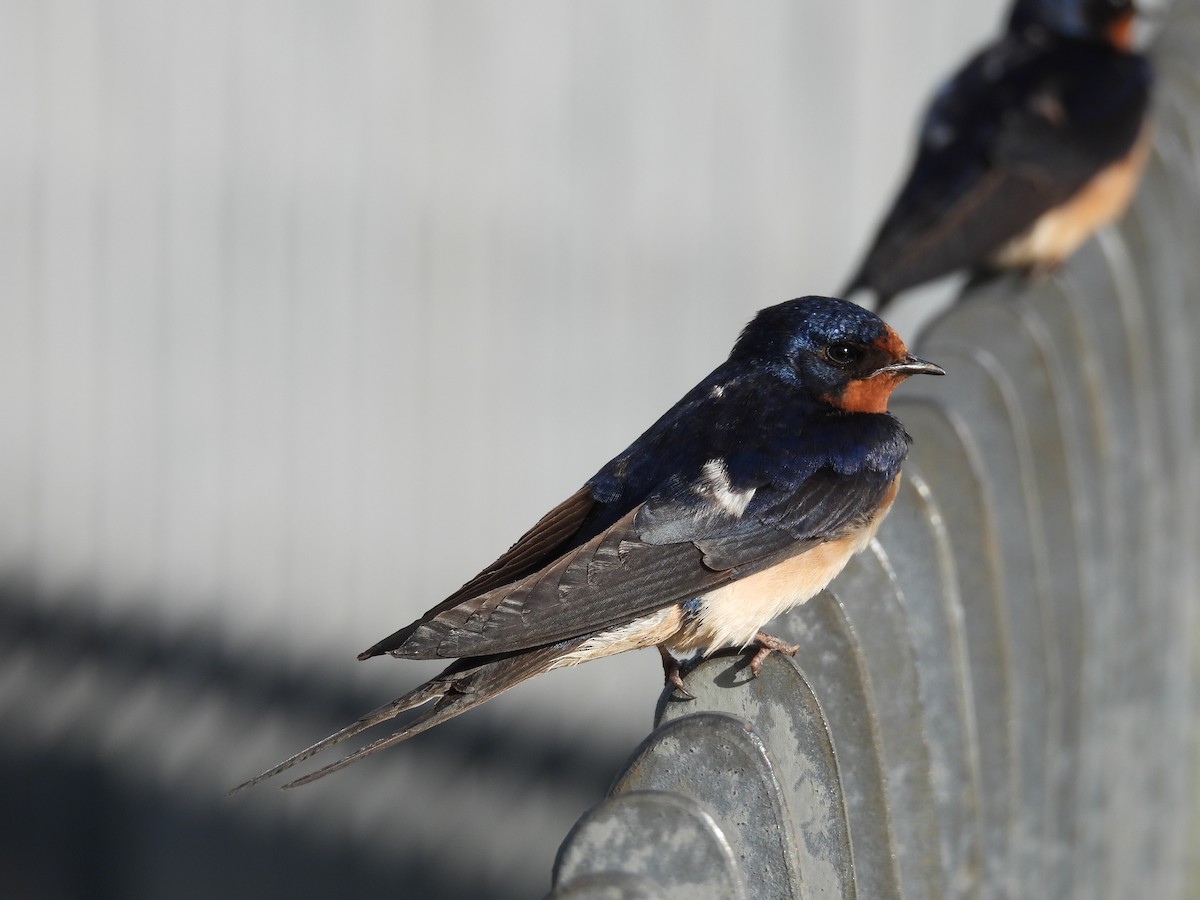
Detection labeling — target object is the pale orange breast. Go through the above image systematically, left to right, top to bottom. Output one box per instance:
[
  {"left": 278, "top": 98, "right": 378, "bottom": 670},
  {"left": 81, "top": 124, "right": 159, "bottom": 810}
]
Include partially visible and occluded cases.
[
  {"left": 991, "top": 121, "right": 1153, "bottom": 269},
  {"left": 668, "top": 474, "right": 902, "bottom": 654}
]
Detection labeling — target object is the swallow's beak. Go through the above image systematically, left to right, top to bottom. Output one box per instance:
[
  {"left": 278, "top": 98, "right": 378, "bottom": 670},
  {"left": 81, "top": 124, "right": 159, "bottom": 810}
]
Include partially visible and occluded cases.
[{"left": 878, "top": 354, "right": 946, "bottom": 377}]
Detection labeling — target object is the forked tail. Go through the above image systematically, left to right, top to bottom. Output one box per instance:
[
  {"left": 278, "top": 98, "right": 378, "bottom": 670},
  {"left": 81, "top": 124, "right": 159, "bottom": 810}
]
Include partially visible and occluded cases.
[{"left": 229, "top": 641, "right": 578, "bottom": 792}]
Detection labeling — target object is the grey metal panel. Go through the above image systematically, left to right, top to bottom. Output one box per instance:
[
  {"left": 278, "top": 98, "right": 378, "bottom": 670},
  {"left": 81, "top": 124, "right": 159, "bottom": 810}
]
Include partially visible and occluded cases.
[
  {"left": 1154, "top": 2, "right": 1200, "bottom": 188},
  {"left": 1171, "top": 24, "right": 1200, "bottom": 882},
  {"left": 1157, "top": 26, "right": 1200, "bottom": 772},
  {"left": 1139, "top": 74, "right": 1200, "bottom": 895},
  {"left": 1110, "top": 145, "right": 1200, "bottom": 900},
  {"left": 1127, "top": 152, "right": 1197, "bottom": 445},
  {"left": 1092, "top": 226, "right": 1171, "bottom": 900},
  {"left": 1058, "top": 241, "right": 1142, "bottom": 843},
  {"left": 1005, "top": 280, "right": 1119, "bottom": 900},
  {"left": 941, "top": 291, "right": 1090, "bottom": 899},
  {"left": 1006, "top": 294, "right": 1091, "bottom": 900},
  {"left": 918, "top": 317, "right": 1057, "bottom": 899},
  {"left": 888, "top": 399, "right": 1013, "bottom": 900},
  {"left": 873, "top": 469, "right": 983, "bottom": 899},
  {"left": 825, "top": 548, "right": 944, "bottom": 900},
  {"left": 771, "top": 593, "right": 901, "bottom": 899},
  {"left": 655, "top": 653, "right": 854, "bottom": 900},
  {"left": 610, "top": 714, "right": 798, "bottom": 900},
  {"left": 552, "top": 790, "right": 744, "bottom": 900}
]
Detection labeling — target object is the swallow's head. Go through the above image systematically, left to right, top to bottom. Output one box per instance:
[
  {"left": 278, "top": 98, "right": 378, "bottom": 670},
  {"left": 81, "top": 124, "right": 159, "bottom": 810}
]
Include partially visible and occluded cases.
[
  {"left": 1009, "top": 0, "right": 1138, "bottom": 49},
  {"left": 1089, "top": 0, "right": 1138, "bottom": 50},
  {"left": 731, "top": 296, "right": 944, "bottom": 415}
]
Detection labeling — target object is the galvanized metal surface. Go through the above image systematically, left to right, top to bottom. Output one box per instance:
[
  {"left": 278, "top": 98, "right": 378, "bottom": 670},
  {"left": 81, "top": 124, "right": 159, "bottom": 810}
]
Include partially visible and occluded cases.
[{"left": 551, "top": 5, "right": 1200, "bottom": 897}]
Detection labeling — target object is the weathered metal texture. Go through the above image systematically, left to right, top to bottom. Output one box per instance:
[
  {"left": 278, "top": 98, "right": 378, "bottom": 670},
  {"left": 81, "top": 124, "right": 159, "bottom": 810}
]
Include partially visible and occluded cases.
[
  {"left": 550, "top": 5, "right": 1200, "bottom": 897},
  {"left": 653, "top": 656, "right": 853, "bottom": 898},
  {"left": 554, "top": 791, "right": 744, "bottom": 900}
]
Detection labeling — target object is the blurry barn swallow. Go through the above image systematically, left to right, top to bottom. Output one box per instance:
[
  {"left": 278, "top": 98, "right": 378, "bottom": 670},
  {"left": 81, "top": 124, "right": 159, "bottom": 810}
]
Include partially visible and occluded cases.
[
  {"left": 844, "top": 0, "right": 1154, "bottom": 312},
  {"left": 231, "top": 296, "right": 943, "bottom": 791}
]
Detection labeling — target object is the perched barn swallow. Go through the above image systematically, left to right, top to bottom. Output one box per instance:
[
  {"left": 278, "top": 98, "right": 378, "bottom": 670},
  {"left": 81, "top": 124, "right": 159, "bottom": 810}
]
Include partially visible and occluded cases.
[
  {"left": 844, "top": 0, "right": 1154, "bottom": 312},
  {"left": 232, "top": 296, "right": 943, "bottom": 791}
]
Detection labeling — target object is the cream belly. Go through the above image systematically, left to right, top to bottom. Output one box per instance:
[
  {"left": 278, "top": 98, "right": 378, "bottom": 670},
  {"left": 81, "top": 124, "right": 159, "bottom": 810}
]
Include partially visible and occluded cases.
[
  {"left": 990, "top": 122, "right": 1152, "bottom": 269},
  {"left": 552, "top": 474, "right": 901, "bottom": 669},
  {"left": 668, "top": 499, "right": 888, "bottom": 654},
  {"left": 549, "top": 605, "right": 685, "bottom": 669}
]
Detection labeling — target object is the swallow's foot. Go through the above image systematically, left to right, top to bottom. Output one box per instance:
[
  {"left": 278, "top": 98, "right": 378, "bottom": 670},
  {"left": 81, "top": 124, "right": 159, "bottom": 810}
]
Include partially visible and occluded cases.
[
  {"left": 747, "top": 631, "right": 800, "bottom": 678},
  {"left": 658, "top": 645, "right": 695, "bottom": 700}
]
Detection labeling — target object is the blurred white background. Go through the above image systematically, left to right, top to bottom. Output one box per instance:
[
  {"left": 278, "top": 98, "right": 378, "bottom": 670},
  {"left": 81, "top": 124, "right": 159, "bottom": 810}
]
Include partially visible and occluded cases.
[{"left": 1, "top": 2, "right": 1014, "bottom": 897}]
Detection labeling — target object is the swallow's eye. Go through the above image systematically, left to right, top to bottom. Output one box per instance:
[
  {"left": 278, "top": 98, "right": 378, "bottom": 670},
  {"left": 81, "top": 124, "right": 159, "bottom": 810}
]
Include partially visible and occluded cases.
[{"left": 824, "top": 342, "right": 863, "bottom": 367}]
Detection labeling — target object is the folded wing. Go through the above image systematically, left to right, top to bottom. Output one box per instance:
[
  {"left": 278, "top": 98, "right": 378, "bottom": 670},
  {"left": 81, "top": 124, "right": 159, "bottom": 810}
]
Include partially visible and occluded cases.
[{"left": 393, "top": 464, "right": 899, "bottom": 660}]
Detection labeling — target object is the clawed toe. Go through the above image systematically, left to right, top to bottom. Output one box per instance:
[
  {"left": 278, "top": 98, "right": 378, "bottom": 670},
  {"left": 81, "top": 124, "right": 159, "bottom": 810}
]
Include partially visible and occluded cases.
[
  {"left": 747, "top": 631, "right": 800, "bottom": 678},
  {"left": 659, "top": 645, "right": 696, "bottom": 700}
]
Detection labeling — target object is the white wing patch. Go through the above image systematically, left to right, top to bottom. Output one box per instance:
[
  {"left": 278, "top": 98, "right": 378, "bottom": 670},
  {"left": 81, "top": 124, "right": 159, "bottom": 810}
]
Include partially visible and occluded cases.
[{"left": 694, "top": 458, "right": 755, "bottom": 518}]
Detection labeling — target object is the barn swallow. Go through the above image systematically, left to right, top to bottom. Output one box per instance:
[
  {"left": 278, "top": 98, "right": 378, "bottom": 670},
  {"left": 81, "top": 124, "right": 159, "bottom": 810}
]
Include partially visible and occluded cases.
[
  {"left": 844, "top": 0, "right": 1154, "bottom": 312},
  {"left": 231, "top": 296, "right": 943, "bottom": 791}
]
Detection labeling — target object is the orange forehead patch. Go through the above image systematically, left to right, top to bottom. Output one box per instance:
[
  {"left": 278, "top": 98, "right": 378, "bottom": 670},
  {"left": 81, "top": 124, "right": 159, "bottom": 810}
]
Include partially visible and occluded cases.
[
  {"left": 873, "top": 327, "right": 908, "bottom": 359},
  {"left": 835, "top": 372, "right": 905, "bottom": 414}
]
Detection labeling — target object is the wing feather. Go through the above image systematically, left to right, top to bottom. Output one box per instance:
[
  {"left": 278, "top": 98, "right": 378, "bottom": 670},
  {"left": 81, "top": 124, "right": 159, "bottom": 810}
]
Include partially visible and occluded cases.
[
  {"left": 862, "top": 167, "right": 1066, "bottom": 299},
  {"left": 393, "top": 466, "right": 896, "bottom": 659}
]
